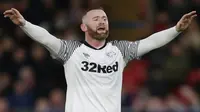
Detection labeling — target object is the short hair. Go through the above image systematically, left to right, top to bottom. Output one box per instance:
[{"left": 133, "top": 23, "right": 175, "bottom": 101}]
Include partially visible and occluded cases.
[
  {"left": 82, "top": 7, "right": 105, "bottom": 23},
  {"left": 84, "top": 7, "right": 104, "bottom": 14}
]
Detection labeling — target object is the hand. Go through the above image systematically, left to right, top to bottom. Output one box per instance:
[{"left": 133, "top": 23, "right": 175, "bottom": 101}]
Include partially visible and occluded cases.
[
  {"left": 3, "top": 8, "right": 26, "bottom": 26},
  {"left": 176, "top": 11, "right": 197, "bottom": 32}
]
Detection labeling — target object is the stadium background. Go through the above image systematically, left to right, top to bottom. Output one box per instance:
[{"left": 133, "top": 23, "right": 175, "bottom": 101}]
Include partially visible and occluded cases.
[{"left": 0, "top": 0, "right": 200, "bottom": 112}]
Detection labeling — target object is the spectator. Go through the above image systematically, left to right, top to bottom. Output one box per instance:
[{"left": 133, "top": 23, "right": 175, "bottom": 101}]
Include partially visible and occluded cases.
[
  {"left": 18, "top": 65, "right": 36, "bottom": 91},
  {"left": 0, "top": 72, "right": 11, "bottom": 96},
  {"left": 8, "top": 80, "right": 34, "bottom": 112},
  {"left": 48, "top": 88, "right": 65, "bottom": 112},
  {"left": 165, "top": 94, "right": 186, "bottom": 112},
  {"left": 0, "top": 97, "right": 9, "bottom": 112},
  {"left": 34, "top": 97, "right": 50, "bottom": 112},
  {"left": 146, "top": 97, "right": 166, "bottom": 112}
]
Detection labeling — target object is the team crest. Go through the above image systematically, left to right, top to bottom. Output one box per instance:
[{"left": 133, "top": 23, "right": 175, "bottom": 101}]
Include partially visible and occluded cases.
[{"left": 106, "top": 51, "right": 116, "bottom": 58}]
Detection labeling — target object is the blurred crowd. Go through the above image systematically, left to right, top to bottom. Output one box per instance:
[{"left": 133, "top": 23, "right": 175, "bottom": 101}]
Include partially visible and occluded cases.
[
  {"left": 0, "top": 0, "right": 200, "bottom": 112},
  {"left": 0, "top": 0, "right": 90, "bottom": 111},
  {"left": 122, "top": 0, "right": 200, "bottom": 112}
]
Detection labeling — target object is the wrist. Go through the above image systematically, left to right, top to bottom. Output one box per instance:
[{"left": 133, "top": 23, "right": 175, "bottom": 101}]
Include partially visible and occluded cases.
[
  {"left": 19, "top": 19, "right": 26, "bottom": 26},
  {"left": 175, "top": 25, "right": 181, "bottom": 33}
]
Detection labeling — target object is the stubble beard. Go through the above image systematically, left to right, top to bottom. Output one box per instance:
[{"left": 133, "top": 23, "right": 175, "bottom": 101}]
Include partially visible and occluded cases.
[{"left": 87, "top": 26, "right": 109, "bottom": 41}]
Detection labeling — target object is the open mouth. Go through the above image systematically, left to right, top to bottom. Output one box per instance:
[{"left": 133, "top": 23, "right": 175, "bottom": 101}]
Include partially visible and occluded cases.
[{"left": 97, "top": 27, "right": 106, "bottom": 31}]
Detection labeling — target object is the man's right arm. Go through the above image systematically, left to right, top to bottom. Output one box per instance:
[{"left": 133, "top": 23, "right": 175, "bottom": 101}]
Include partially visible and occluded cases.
[
  {"left": 3, "top": 8, "right": 67, "bottom": 63},
  {"left": 4, "top": 8, "right": 81, "bottom": 64},
  {"left": 20, "top": 20, "right": 61, "bottom": 57},
  {"left": 20, "top": 21, "right": 81, "bottom": 64}
]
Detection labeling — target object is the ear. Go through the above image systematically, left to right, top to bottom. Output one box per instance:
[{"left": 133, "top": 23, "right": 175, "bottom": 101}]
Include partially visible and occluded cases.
[{"left": 80, "top": 23, "right": 87, "bottom": 32}]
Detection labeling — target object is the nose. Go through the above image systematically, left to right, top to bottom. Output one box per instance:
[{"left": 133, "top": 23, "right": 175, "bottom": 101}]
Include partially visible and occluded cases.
[
  {"left": 99, "top": 18, "right": 105, "bottom": 24},
  {"left": 99, "top": 20, "right": 105, "bottom": 26},
  {"left": 99, "top": 22, "right": 105, "bottom": 26}
]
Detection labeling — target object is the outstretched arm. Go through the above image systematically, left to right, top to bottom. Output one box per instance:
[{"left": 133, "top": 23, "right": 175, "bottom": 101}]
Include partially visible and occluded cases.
[
  {"left": 3, "top": 8, "right": 61, "bottom": 58},
  {"left": 137, "top": 11, "right": 197, "bottom": 56},
  {"left": 20, "top": 21, "right": 61, "bottom": 56}
]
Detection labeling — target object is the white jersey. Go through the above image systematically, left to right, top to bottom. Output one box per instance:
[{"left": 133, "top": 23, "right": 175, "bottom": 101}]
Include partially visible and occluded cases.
[
  {"left": 20, "top": 21, "right": 179, "bottom": 112},
  {"left": 55, "top": 40, "right": 140, "bottom": 112}
]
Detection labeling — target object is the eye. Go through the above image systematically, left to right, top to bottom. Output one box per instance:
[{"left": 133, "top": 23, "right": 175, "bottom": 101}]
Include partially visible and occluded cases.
[{"left": 93, "top": 18, "right": 98, "bottom": 21}]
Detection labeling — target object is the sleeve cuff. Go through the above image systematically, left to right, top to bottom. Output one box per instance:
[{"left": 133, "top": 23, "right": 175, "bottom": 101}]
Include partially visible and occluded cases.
[
  {"left": 19, "top": 20, "right": 30, "bottom": 29},
  {"left": 173, "top": 26, "right": 182, "bottom": 34}
]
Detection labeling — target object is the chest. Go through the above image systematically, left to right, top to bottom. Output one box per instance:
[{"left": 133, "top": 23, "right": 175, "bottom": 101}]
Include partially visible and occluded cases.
[{"left": 69, "top": 45, "right": 124, "bottom": 74}]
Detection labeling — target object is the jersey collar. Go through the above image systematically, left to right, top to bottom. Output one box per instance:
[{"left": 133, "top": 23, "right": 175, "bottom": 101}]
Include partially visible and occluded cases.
[{"left": 82, "top": 40, "right": 107, "bottom": 50}]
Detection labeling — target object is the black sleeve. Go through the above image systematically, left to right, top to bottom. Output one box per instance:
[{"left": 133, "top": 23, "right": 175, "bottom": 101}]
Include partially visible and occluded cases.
[
  {"left": 56, "top": 40, "right": 81, "bottom": 64},
  {"left": 111, "top": 40, "right": 140, "bottom": 64}
]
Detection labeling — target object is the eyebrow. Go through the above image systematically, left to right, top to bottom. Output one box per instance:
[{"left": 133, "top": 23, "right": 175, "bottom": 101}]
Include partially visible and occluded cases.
[
  {"left": 92, "top": 16, "right": 107, "bottom": 19},
  {"left": 102, "top": 16, "right": 107, "bottom": 19}
]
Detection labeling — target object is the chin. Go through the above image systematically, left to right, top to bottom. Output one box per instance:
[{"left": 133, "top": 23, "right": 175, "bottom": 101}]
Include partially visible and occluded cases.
[
  {"left": 94, "top": 34, "right": 109, "bottom": 40},
  {"left": 95, "top": 37, "right": 107, "bottom": 41}
]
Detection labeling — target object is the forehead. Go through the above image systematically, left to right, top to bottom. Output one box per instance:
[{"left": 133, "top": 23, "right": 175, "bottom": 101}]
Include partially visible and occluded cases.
[{"left": 86, "top": 9, "right": 107, "bottom": 18}]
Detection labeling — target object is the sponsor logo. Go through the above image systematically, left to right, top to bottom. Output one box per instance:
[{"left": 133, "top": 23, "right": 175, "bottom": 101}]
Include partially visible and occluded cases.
[{"left": 81, "top": 61, "right": 118, "bottom": 73}]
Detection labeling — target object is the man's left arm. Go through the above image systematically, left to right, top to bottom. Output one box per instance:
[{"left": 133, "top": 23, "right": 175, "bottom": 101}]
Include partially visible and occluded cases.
[{"left": 137, "top": 11, "right": 197, "bottom": 57}]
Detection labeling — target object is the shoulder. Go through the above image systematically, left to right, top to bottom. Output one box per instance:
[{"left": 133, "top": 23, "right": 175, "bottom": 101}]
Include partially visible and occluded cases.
[
  {"left": 61, "top": 39, "right": 82, "bottom": 46},
  {"left": 58, "top": 40, "right": 83, "bottom": 64},
  {"left": 108, "top": 40, "right": 137, "bottom": 48},
  {"left": 108, "top": 40, "right": 140, "bottom": 55},
  {"left": 109, "top": 40, "right": 140, "bottom": 46}
]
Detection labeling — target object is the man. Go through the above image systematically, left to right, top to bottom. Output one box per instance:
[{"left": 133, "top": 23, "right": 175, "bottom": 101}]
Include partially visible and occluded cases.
[{"left": 3, "top": 8, "right": 197, "bottom": 112}]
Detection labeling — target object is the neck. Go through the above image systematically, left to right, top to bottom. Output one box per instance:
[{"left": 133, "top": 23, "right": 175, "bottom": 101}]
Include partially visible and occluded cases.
[{"left": 85, "top": 35, "right": 106, "bottom": 49}]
